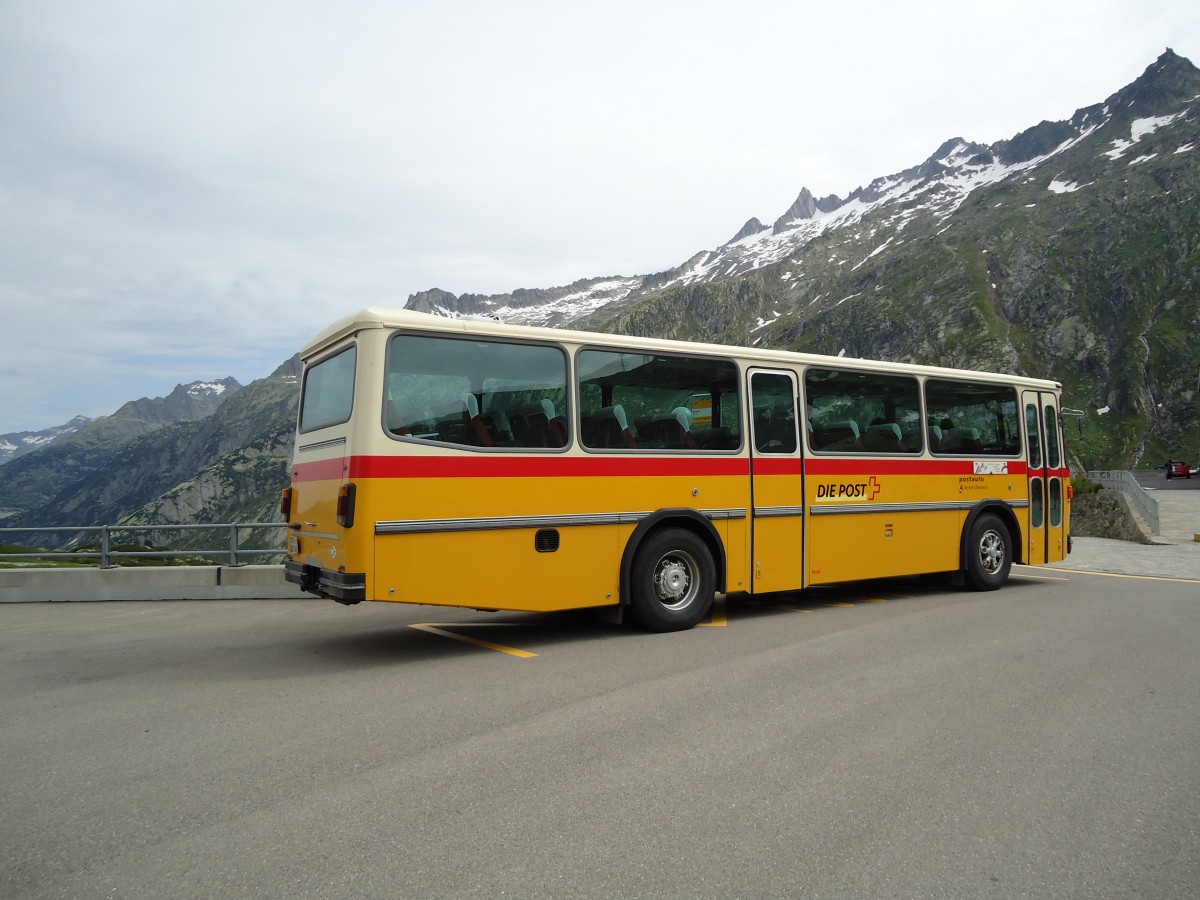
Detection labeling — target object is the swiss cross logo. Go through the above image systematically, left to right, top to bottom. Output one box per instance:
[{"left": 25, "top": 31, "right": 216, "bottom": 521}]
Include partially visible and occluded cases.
[{"left": 868, "top": 476, "right": 881, "bottom": 500}]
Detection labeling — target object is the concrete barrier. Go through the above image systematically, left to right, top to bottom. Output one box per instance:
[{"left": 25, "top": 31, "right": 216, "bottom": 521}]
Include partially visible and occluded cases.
[{"left": 0, "top": 565, "right": 309, "bottom": 603}]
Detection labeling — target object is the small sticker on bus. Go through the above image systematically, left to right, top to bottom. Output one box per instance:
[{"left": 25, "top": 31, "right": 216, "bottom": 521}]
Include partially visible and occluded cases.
[{"left": 974, "top": 461, "right": 1008, "bottom": 475}]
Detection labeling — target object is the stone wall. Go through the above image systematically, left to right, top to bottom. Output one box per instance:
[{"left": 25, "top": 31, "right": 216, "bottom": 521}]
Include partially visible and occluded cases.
[{"left": 1070, "top": 488, "right": 1153, "bottom": 544}]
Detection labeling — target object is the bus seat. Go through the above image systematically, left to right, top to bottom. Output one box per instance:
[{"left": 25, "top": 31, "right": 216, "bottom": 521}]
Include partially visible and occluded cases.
[
  {"left": 462, "top": 393, "right": 494, "bottom": 447},
  {"left": 515, "top": 399, "right": 566, "bottom": 448},
  {"left": 541, "top": 399, "right": 567, "bottom": 447},
  {"left": 591, "top": 405, "right": 638, "bottom": 448},
  {"left": 481, "top": 406, "right": 513, "bottom": 445},
  {"left": 672, "top": 407, "right": 699, "bottom": 449},
  {"left": 636, "top": 409, "right": 697, "bottom": 449},
  {"left": 634, "top": 414, "right": 669, "bottom": 448},
  {"left": 813, "top": 419, "right": 862, "bottom": 452},
  {"left": 863, "top": 422, "right": 902, "bottom": 453},
  {"left": 927, "top": 425, "right": 943, "bottom": 452},
  {"left": 692, "top": 426, "right": 736, "bottom": 450},
  {"left": 942, "top": 426, "right": 982, "bottom": 453}
]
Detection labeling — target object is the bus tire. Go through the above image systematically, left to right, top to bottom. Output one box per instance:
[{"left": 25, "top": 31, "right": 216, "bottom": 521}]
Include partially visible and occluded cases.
[
  {"left": 964, "top": 512, "right": 1011, "bottom": 591},
  {"left": 629, "top": 527, "right": 715, "bottom": 632}
]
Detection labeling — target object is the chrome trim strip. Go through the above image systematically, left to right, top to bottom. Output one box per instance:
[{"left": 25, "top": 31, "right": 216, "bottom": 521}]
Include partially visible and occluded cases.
[
  {"left": 297, "top": 437, "right": 347, "bottom": 453},
  {"left": 810, "top": 500, "right": 1029, "bottom": 516},
  {"left": 752, "top": 505, "right": 806, "bottom": 518},
  {"left": 376, "top": 507, "right": 747, "bottom": 535},
  {"left": 377, "top": 513, "right": 645, "bottom": 535},
  {"left": 300, "top": 530, "right": 340, "bottom": 540}
]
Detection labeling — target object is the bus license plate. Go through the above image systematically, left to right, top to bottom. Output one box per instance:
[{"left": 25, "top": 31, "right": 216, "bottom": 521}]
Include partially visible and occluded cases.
[{"left": 289, "top": 535, "right": 300, "bottom": 555}]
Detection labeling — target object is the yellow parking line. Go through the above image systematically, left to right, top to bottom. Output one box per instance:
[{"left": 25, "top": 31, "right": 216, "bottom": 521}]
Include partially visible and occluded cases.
[
  {"left": 1034, "top": 567, "right": 1200, "bottom": 584},
  {"left": 1012, "top": 570, "right": 1071, "bottom": 581},
  {"left": 698, "top": 595, "right": 727, "bottom": 626},
  {"left": 409, "top": 623, "right": 538, "bottom": 658}
]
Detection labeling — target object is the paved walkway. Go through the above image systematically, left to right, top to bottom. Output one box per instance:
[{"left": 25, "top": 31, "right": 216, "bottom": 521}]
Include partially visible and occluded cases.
[{"left": 1048, "top": 480, "right": 1200, "bottom": 580}]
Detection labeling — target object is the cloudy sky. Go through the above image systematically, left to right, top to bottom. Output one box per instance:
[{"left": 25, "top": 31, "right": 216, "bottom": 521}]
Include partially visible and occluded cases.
[{"left": 2, "top": 0, "right": 1198, "bottom": 434}]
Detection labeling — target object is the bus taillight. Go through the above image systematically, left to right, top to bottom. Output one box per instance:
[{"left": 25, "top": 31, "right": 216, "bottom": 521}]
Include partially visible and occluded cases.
[
  {"left": 337, "top": 483, "right": 357, "bottom": 528},
  {"left": 280, "top": 487, "right": 293, "bottom": 519}
]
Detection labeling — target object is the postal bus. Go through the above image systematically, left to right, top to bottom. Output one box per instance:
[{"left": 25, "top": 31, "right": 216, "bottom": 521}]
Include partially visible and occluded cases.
[{"left": 282, "top": 306, "right": 1070, "bottom": 631}]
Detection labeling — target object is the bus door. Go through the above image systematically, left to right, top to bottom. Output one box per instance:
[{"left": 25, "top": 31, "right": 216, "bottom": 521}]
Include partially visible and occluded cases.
[
  {"left": 748, "top": 369, "right": 804, "bottom": 593},
  {"left": 1022, "top": 390, "right": 1066, "bottom": 564}
]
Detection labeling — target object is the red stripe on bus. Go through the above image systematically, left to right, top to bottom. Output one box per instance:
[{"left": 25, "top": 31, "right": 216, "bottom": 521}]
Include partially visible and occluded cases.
[
  {"left": 295, "top": 454, "right": 1034, "bottom": 482},
  {"left": 348, "top": 455, "right": 752, "bottom": 479},
  {"left": 751, "top": 457, "right": 804, "bottom": 476},
  {"left": 291, "top": 458, "right": 347, "bottom": 482}
]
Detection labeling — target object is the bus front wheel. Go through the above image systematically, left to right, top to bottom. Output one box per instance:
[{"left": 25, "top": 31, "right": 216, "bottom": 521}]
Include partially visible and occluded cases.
[
  {"left": 964, "top": 513, "right": 1011, "bottom": 591},
  {"left": 629, "top": 528, "right": 715, "bottom": 632}
]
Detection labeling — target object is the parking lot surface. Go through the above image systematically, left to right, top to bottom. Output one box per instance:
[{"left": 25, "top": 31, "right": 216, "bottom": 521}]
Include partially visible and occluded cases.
[{"left": 3, "top": 564, "right": 1198, "bottom": 899}]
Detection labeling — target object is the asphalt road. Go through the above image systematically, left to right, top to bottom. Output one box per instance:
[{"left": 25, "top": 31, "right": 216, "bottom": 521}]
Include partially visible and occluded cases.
[{"left": 3, "top": 571, "right": 1199, "bottom": 899}]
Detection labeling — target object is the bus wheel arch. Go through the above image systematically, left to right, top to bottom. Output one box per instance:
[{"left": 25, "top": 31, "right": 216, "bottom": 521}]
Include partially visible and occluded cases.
[
  {"left": 960, "top": 503, "right": 1017, "bottom": 591},
  {"left": 620, "top": 510, "right": 724, "bottom": 631}
]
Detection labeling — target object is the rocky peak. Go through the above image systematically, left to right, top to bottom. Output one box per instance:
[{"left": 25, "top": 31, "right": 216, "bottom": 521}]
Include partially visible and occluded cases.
[
  {"left": 1105, "top": 48, "right": 1200, "bottom": 115},
  {"left": 772, "top": 188, "right": 844, "bottom": 233},
  {"left": 725, "top": 217, "right": 770, "bottom": 245},
  {"left": 406, "top": 287, "right": 479, "bottom": 316}
]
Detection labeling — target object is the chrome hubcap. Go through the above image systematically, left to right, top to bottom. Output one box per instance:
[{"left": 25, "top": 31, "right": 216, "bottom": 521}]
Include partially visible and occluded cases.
[
  {"left": 979, "top": 529, "right": 1005, "bottom": 575},
  {"left": 653, "top": 552, "right": 697, "bottom": 610}
]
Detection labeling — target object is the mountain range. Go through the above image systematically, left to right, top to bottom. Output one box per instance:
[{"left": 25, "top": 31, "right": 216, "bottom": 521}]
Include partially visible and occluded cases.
[
  {"left": 1, "top": 49, "right": 1197, "bottom": 546},
  {"left": 410, "top": 49, "right": 1200, "bottom": 468},
  {"left": 0, "top": 416, "right": 93, "bottom": 466}
]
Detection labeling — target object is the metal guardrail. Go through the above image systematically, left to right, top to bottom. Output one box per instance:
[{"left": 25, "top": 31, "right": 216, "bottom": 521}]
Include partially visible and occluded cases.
[
  {"left": 1088, "top": 470, "right": 1160, "bottom": 535},
  {"left": 0, "top": 523, "right": 288, "bottom": 568}
]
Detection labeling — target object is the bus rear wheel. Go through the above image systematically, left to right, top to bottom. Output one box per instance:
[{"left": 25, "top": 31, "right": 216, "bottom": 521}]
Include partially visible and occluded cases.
[
  {"left": 964, "top": 513, "right": 1011, "bottom": 591},
  {"left": 629, "top": 528, "right": 715, "bottom": 632}
]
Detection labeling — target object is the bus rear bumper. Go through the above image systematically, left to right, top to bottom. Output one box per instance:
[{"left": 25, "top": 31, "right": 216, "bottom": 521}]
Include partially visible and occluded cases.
[{"left": 284, "top": 560, "right": 365, "bottom": 605}]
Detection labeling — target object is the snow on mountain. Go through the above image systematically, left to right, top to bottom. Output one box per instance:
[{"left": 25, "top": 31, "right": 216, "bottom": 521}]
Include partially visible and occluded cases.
[
  {"left": 403, "top": 51, "right": 1197, "bottom": 332},
  {"left": 665, "top": 120, "right": 1117, "bottom": 291},
  {"left": 484, "top": 277, "right": 645, "bottom": 325},
  {"left": 187, "top": 380, "right": 230, "bottom": 397},
  {"left": 0, "top": 415, "right": 93, "bottom": 466}
]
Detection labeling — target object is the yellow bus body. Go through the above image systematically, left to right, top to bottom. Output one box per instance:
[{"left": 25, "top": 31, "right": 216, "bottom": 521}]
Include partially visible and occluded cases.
[{"left": 283, "top": 308, "right": 1070, "bottom": 629}]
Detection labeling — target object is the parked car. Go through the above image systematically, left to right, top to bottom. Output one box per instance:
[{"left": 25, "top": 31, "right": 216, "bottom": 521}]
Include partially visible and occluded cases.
[{"left": 1165, "top": 460, "right": 1192, "bottom": 479}]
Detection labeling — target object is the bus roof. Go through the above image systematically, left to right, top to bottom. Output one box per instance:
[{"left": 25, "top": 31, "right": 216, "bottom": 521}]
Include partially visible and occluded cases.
[{"left": 302, "top": 305, "right": 1062, "bottom": 391}]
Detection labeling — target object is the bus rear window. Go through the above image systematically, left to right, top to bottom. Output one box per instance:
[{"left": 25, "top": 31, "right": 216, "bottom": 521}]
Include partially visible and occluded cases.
[{"left": 299, "top": 345, "right": 357, "bottom": 432}]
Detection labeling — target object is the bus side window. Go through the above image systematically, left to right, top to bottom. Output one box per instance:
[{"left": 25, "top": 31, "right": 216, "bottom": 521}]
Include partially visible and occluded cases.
[
  {"left": 386, "top": 334, "right": 569, "bottom": 450},
  {"left": 576, "top": 350, "right": 740, "bottom": 451},
  {"left": 804, "top": 367, "right": 921, "bottom": 455},
  {"left": 927, "top": 380, "right": 1020, "bottom": 457}
]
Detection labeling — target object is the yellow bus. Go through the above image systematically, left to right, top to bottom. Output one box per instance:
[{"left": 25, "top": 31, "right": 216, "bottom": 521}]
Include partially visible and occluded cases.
[{"left": 282, "top": 307, "right": 1071, "bottom": 631}]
